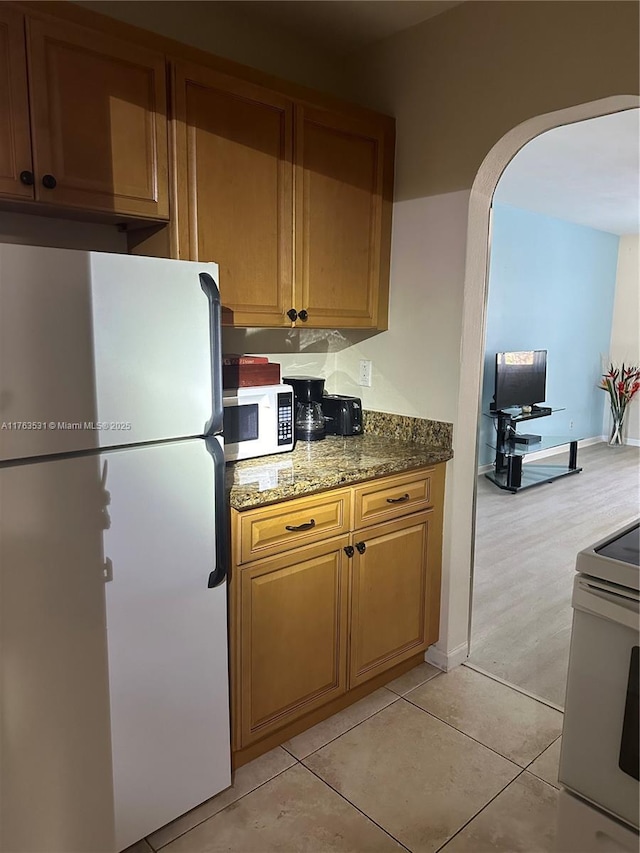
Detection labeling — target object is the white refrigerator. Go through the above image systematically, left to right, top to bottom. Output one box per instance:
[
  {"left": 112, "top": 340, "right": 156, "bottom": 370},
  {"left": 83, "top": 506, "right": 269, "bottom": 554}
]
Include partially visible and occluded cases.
[{"left": 0, "top": 245, "right": 231, "bottom": 852}]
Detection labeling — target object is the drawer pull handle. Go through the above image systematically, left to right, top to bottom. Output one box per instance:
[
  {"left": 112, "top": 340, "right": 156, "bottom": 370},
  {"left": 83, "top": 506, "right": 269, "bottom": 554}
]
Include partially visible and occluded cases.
[
  {"left": 386, "top": 493, "right": 410, "bottom": 504},
  {"left": 285, "top": 519, "right": 316, "bottom": 532},
  {"left": 355, "top": 541, "right": 366, "bottom": 554},
  {"left": 344, "top": 545, "right": 354, "bottom": 557}
]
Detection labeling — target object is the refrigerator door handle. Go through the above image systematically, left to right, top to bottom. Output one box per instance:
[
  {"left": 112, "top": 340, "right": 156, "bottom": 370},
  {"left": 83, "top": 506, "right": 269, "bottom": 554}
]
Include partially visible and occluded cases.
[
  {"left": 200, "top": 272, "right": 223, "bottom": 437},
  {"left": 206, "top": 436, "right": 228, "bottom": 588}
]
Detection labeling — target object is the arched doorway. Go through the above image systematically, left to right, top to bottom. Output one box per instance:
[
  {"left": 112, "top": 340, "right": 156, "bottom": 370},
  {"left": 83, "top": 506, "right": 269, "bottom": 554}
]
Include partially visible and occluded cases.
[{"left": 433, "top": 95, "right": 640, "bottom": 671}]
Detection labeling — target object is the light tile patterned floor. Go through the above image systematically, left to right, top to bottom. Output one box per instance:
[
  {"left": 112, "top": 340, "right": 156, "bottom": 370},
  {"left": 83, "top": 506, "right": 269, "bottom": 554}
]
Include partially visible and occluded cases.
[{"left": 125, "top": 664, "right": 563, "bottom": 853}]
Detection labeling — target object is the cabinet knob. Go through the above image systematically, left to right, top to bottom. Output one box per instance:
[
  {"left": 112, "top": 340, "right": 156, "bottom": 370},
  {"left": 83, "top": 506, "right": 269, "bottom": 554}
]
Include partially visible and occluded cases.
[
  {"left": 19, "top": 170, "right": 34, "bottom": 186},
  {"left": 42, "top": 174, "right": 57, "bottom": 190},
  {"left": 286, "top": 308, "right": 298, "bottom": 322},
  {"left": 298, "top": 309, "right": 308, "bottom": 322},
  {"left": 355, "top": 541, "right": 366, "bottom": 554},
  {"left": 344, "top": 545, "right": 354, "bottom": 557}
]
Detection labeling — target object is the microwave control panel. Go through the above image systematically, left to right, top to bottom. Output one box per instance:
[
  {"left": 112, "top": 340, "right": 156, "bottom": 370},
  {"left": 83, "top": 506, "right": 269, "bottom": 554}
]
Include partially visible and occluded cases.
[{"left": 277, "top": 391, "right": 294, "bottom": 446}]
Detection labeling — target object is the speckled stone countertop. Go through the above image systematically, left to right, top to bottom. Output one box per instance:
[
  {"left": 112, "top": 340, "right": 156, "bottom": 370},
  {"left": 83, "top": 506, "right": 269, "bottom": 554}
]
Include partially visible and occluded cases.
[{"left": 227, "top": 412, "right": 453, "bottom": 511}]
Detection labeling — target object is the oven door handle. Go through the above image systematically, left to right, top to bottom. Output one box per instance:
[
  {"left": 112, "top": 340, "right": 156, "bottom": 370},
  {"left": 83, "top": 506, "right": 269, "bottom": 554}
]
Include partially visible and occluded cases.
[{"left": 573, "top": 578, "right": 639, "bottom": 631}]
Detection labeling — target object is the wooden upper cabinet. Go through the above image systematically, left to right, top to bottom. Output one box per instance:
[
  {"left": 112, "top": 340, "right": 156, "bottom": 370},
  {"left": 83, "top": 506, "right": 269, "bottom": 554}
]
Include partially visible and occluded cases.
[
  {"left": 0, "top": 7, "right": 33, "bottom": 200},
  {"left": 25, "top": 17, "right": 168, "bottom": 219},
  {"left": 171, "top": 60, "right": 394, "bottom": 330},
  {"left": 172, "top": 62, "right": 293, "bottom": 326},
  {"left": 295, "top": 106, "right": 392, "bottom": 330}
]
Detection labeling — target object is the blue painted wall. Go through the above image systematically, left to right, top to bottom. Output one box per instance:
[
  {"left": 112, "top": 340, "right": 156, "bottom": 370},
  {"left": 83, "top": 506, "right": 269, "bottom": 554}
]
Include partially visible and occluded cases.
[{"left": 478, "top": 203, "right": 619, "bottom": 466}]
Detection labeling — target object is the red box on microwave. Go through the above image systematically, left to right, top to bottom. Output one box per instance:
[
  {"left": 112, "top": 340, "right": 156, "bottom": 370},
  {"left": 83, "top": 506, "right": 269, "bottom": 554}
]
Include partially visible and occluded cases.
[{"left": 222, "top": 362, "right": 281, "bottom": 388}]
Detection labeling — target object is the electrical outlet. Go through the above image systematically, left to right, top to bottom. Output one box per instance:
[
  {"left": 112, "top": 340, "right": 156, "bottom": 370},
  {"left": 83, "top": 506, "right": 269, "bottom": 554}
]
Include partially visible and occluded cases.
[
  {"left": 358, "top": 359, "right": 372, "bottom": 387},
  {"left": 569, "top": 419, "right": 574, "bottom": 430}
]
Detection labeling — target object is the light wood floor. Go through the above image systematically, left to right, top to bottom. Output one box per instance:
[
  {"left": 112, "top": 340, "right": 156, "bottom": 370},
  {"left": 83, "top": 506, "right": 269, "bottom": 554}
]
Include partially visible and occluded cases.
[{"left": 469, "top": 441, "right": 640, "bottom": 707}]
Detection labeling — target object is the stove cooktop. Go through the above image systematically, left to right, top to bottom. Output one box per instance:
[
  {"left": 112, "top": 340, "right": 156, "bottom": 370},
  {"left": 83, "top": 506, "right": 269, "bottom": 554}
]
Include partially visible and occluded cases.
[{"left": 576, "top": 520, "right": 640, "bottom": 592}]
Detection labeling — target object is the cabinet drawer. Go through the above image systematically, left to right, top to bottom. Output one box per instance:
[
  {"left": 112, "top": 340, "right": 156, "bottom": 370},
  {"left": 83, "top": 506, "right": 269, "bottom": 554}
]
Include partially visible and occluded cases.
[
  {"left": 353, "top": 469, "right": 433, "bottom": 529},
  {"left": 238, "top": 489, "right": 351, "bottom": 563}
]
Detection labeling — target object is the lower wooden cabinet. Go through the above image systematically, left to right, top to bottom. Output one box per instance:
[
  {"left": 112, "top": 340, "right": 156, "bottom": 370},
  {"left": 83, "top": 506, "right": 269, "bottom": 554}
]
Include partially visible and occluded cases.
[
  {"left": 230, "top": 464, "right": 445, "bottom": 760},
  {"left": 349, "top": 511, "right": 434, "bottom": 687},
  {"left": 238, "top": 537, "right": 350, "bottom": 746}
]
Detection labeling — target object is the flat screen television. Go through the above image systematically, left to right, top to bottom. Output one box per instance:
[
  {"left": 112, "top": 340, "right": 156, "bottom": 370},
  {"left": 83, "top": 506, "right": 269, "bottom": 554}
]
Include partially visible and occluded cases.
[{"left": 491, "top": 350, "right": 547, "bottom": 411}]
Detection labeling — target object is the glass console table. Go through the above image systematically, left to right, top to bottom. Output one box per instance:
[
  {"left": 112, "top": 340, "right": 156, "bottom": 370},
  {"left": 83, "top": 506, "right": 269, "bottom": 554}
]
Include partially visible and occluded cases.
[{"left": 485, "top": 406, "right": 583, "bottom": 493}]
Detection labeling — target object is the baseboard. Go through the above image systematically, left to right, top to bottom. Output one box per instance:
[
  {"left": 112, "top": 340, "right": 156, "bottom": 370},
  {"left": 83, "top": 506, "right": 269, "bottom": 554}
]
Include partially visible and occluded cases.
[
  {"left": 478, "top": 436, "right": 604, "bottom": 474},
  {"left": 425, "top": 641, "right": 469, "bottom": 672}
]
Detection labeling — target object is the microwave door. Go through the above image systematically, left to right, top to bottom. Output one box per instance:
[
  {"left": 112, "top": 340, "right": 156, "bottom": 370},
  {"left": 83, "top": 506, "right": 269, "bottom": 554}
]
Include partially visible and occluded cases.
[
  {"left": 223, "top": 392, "right": 273, "bottom": 461},
  {"left": 224, "top": 401, "right": 260, "bottom": 447}
]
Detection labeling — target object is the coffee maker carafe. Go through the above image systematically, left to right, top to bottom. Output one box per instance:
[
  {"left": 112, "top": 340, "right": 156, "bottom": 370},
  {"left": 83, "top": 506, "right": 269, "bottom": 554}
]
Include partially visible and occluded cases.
[{"left": 282, "top": 376, "right": 326, "bottom": 442}]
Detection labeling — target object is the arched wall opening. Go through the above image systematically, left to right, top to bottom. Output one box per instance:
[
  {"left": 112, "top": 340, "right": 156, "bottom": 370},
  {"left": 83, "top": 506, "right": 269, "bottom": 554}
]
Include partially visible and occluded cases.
[{"left": 429, "top": 94, "right": 640, "bottom": 672}]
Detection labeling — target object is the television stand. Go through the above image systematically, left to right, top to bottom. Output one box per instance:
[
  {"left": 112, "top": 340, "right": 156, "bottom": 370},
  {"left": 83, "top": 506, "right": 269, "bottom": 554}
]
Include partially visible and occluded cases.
[{"left": 485, "top": 408, "right": 582, "bottom": 493}]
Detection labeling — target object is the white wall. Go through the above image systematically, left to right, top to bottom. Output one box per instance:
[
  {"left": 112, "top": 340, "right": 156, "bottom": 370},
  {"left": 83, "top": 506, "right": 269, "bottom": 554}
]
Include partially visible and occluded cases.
[
  {"left": 76, "top": 0, "right": 352, "bottom": 99},
  {"left": 333, "top": 192, "right": 470, "bottom": 421},
  {"left": 607, "top": 234, "right": 640, "bottom": 443},
  {"left": 221, "top": 327, "right": 341, "bottom": 388}
]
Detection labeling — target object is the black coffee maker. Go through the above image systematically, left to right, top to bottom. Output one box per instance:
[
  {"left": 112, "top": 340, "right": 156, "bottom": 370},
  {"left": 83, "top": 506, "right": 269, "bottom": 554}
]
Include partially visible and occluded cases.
[{"left": 282, "top": 376, "right": 326, "bottom": 441}]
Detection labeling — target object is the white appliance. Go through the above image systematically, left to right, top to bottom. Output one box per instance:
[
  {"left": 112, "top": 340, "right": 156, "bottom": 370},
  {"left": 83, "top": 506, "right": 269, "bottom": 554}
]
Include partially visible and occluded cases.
[
  {"left": 0, "top": 245, "right": 231, "bottom": 852},
  {"left": 222, "top": 384, "right": 294, "bottom": 461},
  {"left": 557, "top": 521, "right": 639, "bottom": 851},
  {"left": 556, "top": 790, "right": 639, "bottom": 853}
]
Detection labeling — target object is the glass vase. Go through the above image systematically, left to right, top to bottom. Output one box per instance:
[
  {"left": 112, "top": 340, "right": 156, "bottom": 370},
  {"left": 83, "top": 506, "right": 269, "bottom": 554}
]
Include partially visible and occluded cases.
[{"left": 608, "top": 411, "right": 625, "bottom": 446}]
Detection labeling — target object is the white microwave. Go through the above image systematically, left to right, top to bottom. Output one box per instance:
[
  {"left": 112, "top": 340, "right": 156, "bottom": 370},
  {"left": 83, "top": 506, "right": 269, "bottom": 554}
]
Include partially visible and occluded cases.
[{"left": 222, "top": 384, "right": 295, "bottom": 461}]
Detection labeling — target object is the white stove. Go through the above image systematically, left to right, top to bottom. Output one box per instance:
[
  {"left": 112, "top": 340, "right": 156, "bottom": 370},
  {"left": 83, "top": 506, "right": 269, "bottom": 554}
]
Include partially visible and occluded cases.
[
  {"left": 557, "top": 520, "right": 640, "bottom": 851},
  {"left": 575, "top": 520, "right": 639, "bottom": 590}
]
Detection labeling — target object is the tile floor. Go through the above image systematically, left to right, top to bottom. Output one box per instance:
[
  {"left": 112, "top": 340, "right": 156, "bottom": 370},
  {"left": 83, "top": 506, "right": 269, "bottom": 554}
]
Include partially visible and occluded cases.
[{"left": 125, "top": 663, "right": 564, "bottom": 853}]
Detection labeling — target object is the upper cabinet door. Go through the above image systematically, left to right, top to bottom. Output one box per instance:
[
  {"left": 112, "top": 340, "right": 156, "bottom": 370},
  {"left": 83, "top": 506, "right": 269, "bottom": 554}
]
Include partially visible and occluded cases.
[
  {"left": 0, "top": 7, "right": 33, "bottom": 200},
  {"left": 26, "top": 17, "right": 168, "bottom": 219},
  {"left": 172, "top": 63, "right": 293, "bottom": 327},
  {"left": 295, "top": 106, "right": 393, "bottom": 330}
]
